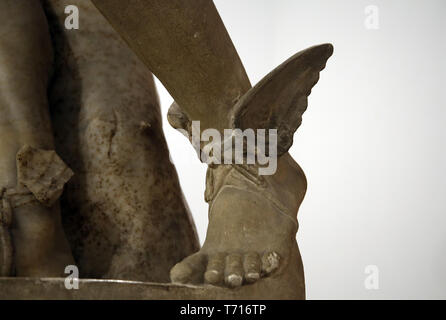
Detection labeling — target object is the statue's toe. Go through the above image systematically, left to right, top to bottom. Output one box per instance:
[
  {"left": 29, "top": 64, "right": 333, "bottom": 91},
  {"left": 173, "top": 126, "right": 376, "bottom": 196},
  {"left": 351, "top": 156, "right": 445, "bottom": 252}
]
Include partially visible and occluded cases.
[
  {"left": 243, "top": 251, "right": 261, "bottom": 283},
  {"left": 261, "top": 251, "right": 281, "bottom": 275},
  {"left": 204, "top": 252, "right": 225, "bottom": 285},
  {"left": 170, "top": 253, "right": 206, "bottom": 284},
  {"left": 224, "top": 253, "right": 244, "bottom": 288}
]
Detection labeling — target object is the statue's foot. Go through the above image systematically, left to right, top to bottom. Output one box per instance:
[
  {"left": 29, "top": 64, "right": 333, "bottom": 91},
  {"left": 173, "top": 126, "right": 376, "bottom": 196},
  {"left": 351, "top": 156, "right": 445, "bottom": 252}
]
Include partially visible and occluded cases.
[{"left": 170, "top": 185, "right": 299, "bottom": 288}]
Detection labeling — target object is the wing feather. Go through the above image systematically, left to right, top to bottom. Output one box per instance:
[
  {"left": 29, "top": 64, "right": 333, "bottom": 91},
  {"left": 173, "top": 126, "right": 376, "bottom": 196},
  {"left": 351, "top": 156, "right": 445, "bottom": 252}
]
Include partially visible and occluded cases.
[{"left": 231, "top": 43, "right": 333, "bottom": 155}]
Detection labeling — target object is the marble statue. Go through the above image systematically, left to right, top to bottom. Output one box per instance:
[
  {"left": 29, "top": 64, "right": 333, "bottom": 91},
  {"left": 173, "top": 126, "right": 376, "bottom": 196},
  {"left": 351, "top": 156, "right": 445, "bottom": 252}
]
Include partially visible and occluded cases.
[{"left": 0, "top": 0, "right": 332, "bottom": 299}]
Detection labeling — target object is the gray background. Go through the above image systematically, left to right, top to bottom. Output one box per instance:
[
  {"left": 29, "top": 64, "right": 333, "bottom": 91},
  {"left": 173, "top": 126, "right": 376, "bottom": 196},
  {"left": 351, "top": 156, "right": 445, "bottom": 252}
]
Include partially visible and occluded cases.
[{"left": 154, "top": 0, "right": 446, "bottom": 299}]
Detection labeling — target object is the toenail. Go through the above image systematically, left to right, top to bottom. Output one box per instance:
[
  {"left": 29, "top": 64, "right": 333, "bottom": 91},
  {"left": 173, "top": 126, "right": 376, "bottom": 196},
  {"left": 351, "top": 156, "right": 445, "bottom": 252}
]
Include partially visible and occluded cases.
[
  {"left": 205, "top": 269, "right": 222, "bottom": 284},
  {"left": 246, "top": 272, "right": 260, "bottom": 282},
  {"left": 227, "top": 274, "right": 243, "bottom": 287}
]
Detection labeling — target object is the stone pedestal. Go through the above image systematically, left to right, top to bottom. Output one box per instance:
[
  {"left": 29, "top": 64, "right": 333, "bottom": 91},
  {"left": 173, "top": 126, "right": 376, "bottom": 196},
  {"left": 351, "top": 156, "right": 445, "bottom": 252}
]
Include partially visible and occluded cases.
[{"left": 0, "top": 277, "right": 303, "bottom": 300}]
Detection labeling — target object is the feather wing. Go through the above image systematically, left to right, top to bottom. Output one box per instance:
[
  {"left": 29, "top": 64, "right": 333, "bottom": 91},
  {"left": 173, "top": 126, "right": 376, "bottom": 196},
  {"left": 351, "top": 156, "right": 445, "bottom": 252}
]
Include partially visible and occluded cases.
[{"left": 231, "top": 43, "right": 333, "bottom": 155}]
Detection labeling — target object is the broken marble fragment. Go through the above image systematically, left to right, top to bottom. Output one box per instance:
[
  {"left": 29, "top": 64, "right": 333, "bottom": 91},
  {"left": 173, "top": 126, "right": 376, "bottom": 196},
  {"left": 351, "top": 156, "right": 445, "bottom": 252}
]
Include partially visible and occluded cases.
[{"left": 16, "top": 145, "right": 74, "bottom": 207}]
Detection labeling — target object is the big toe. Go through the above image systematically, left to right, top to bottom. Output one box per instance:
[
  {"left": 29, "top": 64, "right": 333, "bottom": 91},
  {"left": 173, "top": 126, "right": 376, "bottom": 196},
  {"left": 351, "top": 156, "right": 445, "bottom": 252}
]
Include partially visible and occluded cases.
[{"left": 170, "top": 253, "right": 207, "bottom": 284}]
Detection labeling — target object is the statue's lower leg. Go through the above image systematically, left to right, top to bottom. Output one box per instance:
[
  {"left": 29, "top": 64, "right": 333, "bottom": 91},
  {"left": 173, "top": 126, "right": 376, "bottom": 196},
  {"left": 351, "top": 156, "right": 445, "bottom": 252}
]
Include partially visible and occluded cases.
[{"left": 0, "top": 0, "right": 74, "bottom": 276}]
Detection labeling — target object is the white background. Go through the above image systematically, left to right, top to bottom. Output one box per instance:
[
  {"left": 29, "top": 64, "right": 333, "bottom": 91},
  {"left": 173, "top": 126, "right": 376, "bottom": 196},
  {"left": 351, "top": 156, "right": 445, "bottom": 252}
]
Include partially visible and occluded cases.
[{"left": 154, "top": 0, "right": 446, "bottom": 299}]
